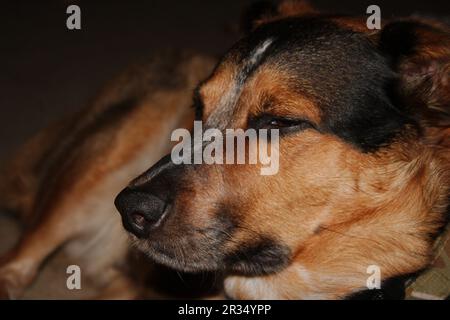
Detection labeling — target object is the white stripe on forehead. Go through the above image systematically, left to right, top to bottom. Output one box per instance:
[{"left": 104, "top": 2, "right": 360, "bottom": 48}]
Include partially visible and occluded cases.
[
  {"left": 206, "top": 38, "right": 274, "bottom": 129},
  {"left": 249, "top": 38, "right": 274, "bottom": 67}
]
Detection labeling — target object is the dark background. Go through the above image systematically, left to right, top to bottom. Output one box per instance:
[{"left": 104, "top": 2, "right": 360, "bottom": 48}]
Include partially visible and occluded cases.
[{"left": 0, "top": 0, "right": 449, "bottom": 160}]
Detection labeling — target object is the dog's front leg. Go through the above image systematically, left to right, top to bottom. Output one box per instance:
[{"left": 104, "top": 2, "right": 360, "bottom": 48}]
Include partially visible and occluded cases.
[{"left": 0, "top": 198, "right": 96, "bottom": 299}]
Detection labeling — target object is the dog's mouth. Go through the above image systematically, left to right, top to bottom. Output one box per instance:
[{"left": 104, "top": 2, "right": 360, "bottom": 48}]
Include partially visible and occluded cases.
[
  {"left": 126, "top": 215, "right": 293, "bottom": 277},
  {"left": 129, "top": 226, "right": 226, "bottom": 273}
]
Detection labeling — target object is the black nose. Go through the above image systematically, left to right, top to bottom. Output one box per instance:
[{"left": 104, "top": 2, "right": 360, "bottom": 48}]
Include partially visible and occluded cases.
[{"left": 114, "top": 188, "right": 168, "bottom": 238}]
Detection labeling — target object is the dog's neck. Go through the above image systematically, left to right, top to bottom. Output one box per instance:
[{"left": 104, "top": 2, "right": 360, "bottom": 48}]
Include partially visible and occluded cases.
[{"left": 224, "top": 139, "right": 450, "bottom": 299}]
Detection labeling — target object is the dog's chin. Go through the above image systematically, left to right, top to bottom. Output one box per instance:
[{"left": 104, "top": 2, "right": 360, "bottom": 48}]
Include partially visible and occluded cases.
[{"left": 129, "top": 234, "right": 222, "bottom": 273}]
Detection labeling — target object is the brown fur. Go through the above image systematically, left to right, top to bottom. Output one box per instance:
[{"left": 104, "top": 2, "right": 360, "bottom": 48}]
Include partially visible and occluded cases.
[{"left": 121, "top": 2, "right": 450, "bottom": 299}]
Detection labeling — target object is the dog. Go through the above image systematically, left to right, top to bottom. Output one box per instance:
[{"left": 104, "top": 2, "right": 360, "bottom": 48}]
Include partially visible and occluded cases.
[{"left": 1, "top": 0, "right": 450, "bottom": 299}]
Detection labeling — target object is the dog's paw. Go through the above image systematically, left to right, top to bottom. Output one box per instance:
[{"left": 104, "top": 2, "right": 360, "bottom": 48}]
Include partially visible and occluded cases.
[
  {"left": 0, "top": 265, "right": 34, "bottom": 300},
  {"left": 0, "top": 273, "right": 23, "bottom": 300}
]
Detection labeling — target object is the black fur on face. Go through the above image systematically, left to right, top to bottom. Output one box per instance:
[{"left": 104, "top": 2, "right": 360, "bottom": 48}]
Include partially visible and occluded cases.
[
  {"left": 225, "top": 17, "right": 416, "bottom": 152},
  {"left": 224, "top": 236, "right": 291, "bottom": 276}
]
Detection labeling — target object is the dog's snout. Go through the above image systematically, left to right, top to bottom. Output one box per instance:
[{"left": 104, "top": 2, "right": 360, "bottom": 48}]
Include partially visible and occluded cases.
[{"left": 114, "top": 188, "right": 168, "bottom": 238}]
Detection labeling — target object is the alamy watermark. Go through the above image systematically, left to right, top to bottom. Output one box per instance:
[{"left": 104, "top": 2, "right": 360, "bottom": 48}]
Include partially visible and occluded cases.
[
  {"left": 66, "top": 5, "right": 81, "bottom": 30},
  {"left": 366, "top": 5, "right": 381, "bottom": 30},
  {"left": 171, "top": 121, "right": 280, "bottom": 176},
  {"left": 66, "top": 265, "right": 81, "bottom": 290},
  {"left": 366, "top": 265, "right": 381, "bottom": 289}
]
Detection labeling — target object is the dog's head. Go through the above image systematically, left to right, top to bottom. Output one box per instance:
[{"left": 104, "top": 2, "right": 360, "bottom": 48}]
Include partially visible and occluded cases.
[{"left": 115, "top": 1, "right": 450, "bottom": 298}]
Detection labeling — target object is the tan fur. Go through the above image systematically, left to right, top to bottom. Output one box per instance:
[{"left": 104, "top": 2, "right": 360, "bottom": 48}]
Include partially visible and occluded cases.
[{"left": 225, "top": 135, "right": 450, "bottom": 299}]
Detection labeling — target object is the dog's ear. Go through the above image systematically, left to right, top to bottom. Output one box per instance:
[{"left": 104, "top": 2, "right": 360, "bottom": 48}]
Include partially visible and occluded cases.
[
  {"left": 240, "top": 0, "right": 317, "bottom": 33},
  {"left": 378, "top": 19, "right": 450, "bottom": 136}
]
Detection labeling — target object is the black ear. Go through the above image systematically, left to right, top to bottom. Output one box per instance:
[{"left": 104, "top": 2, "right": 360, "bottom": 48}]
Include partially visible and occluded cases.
[
  {"left": 240, "top": 0, "right": 317, "bottom": 34},
  {"left": 240, "top": 1, "right": 278, "bottom": 34},
  {"left": 378, "top": 20, "right": 450, "bottom": 129}
]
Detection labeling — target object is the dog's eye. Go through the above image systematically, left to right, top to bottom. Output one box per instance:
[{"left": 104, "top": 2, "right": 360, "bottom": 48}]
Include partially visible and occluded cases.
[
  {"left": 249, "top": 115, "right": 316, "bottom": 134},
  {"left": 268, "top": 118, "right": 300, "bottom": 128}
]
